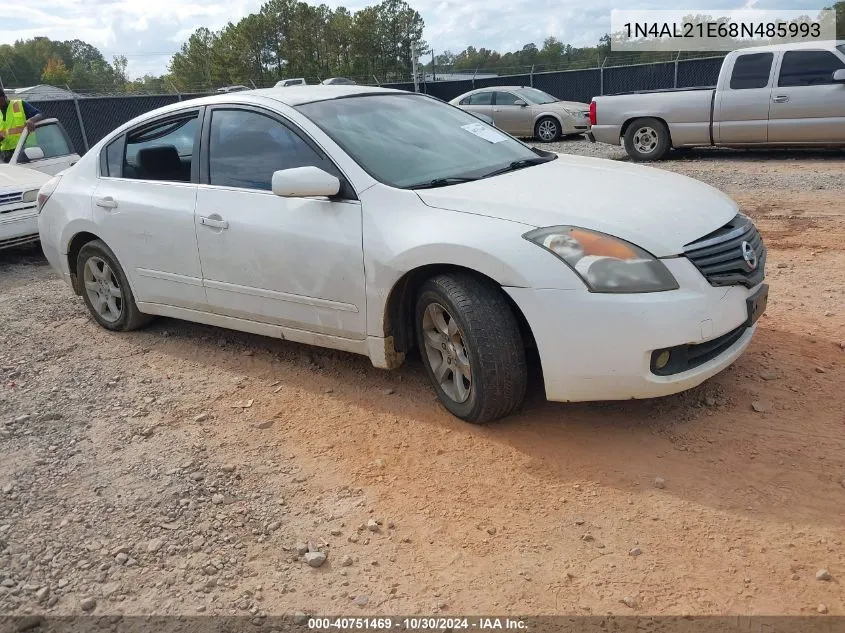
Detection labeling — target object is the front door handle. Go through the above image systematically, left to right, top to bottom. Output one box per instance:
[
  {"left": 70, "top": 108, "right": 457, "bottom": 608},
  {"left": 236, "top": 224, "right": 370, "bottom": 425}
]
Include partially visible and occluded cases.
[
  {"left": 772, "top": 95, "right": 789, "bottom": 103},
  {"left": 94, "top": 196, "right": 117, "bottom": 209},
  {"left": 199, "top": 216, "right": 229, "bottom": 230}
]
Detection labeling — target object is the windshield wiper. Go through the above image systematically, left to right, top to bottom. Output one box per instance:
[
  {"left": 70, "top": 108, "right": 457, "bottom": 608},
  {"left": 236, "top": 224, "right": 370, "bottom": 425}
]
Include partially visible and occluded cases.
[
  {"left": 480, "top": 155, "right": 556, "bottom": 179},
  {"left": 407, "top": 177, "right": 479, "bottom": 190}
]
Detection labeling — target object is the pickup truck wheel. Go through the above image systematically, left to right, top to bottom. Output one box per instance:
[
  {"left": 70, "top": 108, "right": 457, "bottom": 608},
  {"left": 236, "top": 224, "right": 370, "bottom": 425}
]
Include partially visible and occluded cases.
[
  {"left": 535, "top": 117, "right": 561, "bottom": 142},
  {"left": 624, "top": 118, "right": 670, "bottom": 161},
  {"left": 77, "top": 240, "right": 152, "bottom": 332},
  {"left": 415, "top": 273, "right": 527, "bottom": 424}
]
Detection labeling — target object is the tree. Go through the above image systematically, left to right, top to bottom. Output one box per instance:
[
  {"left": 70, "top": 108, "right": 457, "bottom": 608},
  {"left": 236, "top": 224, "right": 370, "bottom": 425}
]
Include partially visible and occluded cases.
[{"left": 41, "top": 56, "right": 71, "bottom": 85}]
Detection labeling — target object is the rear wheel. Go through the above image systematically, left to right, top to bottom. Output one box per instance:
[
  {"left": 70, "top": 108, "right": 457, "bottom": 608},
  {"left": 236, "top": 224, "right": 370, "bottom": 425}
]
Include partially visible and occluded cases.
[
  {"left": 623, "top": 117, "right": 671, "bottom": 161},
  {"left": 77, "top": 240, "right": 151, "bottom": 331},
  {"left": 414, "top": 273, "right": 527, "bottom": 423}
]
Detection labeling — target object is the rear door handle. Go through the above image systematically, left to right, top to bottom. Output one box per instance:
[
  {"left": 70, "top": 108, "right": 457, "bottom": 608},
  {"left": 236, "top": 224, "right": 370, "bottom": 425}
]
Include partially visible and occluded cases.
[
  {"left": 772, "top": 95, "right": 789, "bottom": 103},
  {"left": 94, "top": 196, "right": 117, "bottom": 209},
  {"left": 199, "top": 216, "right": 229, "bottom": 229}
]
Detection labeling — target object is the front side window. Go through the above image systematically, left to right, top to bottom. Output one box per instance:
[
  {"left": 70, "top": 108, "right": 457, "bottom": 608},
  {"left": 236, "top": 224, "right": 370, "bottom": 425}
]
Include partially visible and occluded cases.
[
  {"left": 778, "top": 50, "right": 845, "bottom": 87},
  {"left": 730, "top": 53, "right": 773, "bottom": 90},
  {"left": 514, "top": 87, "right": 558, "bottom": 104},
  {"left": 467, "top": 92, "right": 493, "bottom": 106},
  {"left": 494, "top": 92, "right": 521, "bottom": 106},
  {"left": 297, "top": 94, "right": 544, "bottom": 189},
  {"left": 208, "top": 109, "right": 326, "bottom": 191},
  {"left": 123, "top": 113, "right": 198, "bottom": 182},
  {"left": 21, "top": 123, "right": 72, "bottom": 160}
]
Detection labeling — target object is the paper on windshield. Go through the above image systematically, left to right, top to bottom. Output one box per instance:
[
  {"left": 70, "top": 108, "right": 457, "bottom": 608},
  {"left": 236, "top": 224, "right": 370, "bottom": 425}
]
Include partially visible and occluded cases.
[{"left": 461, "top": 122, "right": 507, "bottom": 144}]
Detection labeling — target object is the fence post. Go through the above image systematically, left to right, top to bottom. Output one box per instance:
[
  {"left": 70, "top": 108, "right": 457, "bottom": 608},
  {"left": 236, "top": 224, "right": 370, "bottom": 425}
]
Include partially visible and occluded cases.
[
  {"left": 674, "top": 51, "right": 680, "bottom": 88},
  {"left": 599, "top": 57, "right": 607, "bottom": 96},
  {"left": 530, "top": 64, "right": 534, "bottom": 87},
  {"left": 472, "top": 67, "right": 478, "bottom": 89},
  {"left": 372, "top": 75, "right": 380, "bottom": 86},
  {"left": 168, "top": 80, "right": 182, "bottom": 101},
  {"left": 66, "top": 84, "right": 89, "bottom": 153}
]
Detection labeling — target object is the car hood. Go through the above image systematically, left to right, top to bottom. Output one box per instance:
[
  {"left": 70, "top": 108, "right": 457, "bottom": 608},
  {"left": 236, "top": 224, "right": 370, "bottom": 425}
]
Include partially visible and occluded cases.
[
  {"left": 553, "top": 101, "right": 590, "bottom": 111},
  {"left": 414, "top": 153, "right": 739, "bottom": 257},
  {"left": 0, "top": 164, "right": 51, "bottom": 190}
]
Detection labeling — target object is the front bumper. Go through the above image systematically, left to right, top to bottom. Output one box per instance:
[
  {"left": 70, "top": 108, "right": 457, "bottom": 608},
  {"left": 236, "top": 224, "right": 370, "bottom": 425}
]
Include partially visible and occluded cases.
[
  {"left": 0, "top": 210, "right": 38, "bottom": 250},
  {"left": 505, "top": 257, "right": 763, "bottom": 402}
]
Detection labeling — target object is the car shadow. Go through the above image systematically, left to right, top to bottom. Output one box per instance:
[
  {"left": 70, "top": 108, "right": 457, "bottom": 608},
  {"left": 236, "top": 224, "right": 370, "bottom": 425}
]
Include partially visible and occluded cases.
[{"left": 127, "top": 314, "right": 845, "bottom": 529}]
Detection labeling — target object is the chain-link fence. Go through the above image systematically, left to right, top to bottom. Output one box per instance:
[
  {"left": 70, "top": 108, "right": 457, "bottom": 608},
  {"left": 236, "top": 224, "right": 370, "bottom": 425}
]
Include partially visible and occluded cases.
[{"left": 20, "top": 55, "right": 724, "bottom": 155}]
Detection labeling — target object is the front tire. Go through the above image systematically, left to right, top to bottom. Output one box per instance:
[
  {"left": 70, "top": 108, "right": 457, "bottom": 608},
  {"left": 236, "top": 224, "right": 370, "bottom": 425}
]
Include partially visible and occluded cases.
[
  {"left": 534, "top": 117, "right": 561, "bottom": 143},
  {"left": 623, "top": 117, "right": 671, "bottom": 161},
  {"left": 77, "top": 240, "right": 151, "bottom": 332},
  {"left": 414, "top": 273, "right": 527, "bottom": 423}
]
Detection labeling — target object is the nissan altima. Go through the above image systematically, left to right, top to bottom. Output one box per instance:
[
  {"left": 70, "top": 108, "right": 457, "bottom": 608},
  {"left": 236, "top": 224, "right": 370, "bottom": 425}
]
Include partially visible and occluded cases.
[{"left": 37, "top": 85, "right": 768, "bottom": 423}]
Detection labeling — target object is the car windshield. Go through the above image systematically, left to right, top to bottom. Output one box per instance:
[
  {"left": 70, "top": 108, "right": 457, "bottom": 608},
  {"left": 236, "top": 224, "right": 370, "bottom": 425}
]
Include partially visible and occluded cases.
[
  {"left": 514, "top": 87, "right": 559, "bottom": 105},
  {"left": 297, "top": 94, "right": 546, "bottom": 188}
]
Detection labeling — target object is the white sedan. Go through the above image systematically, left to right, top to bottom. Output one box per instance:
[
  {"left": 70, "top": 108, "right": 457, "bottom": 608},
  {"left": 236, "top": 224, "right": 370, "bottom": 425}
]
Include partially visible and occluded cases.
[{"left": 37, "top": 85, "right": 768, "bottom": 423}]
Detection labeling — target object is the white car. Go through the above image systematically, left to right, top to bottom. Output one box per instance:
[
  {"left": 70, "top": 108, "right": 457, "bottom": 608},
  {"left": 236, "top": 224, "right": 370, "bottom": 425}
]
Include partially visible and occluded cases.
[
  {"left": 275, "top": 78, "right": 307, "bottom": 87},
  {"left": 37, "top": 86, "right": 767, "bottom": 423},
  {"left": 1, "top": 118, "right": 80, "bottom": 250}
]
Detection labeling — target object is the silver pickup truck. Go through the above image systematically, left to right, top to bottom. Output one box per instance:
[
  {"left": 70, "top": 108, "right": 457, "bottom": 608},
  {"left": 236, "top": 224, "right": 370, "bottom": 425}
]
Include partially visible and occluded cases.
[{"left": 590, "top": 40, "right": 845, "bottom": 161}]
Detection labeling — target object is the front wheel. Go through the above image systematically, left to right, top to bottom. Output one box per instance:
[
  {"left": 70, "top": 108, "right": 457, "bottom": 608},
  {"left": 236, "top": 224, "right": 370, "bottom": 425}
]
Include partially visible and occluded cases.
[
  {"left": 534, "top": 117, "right": 561, "bottom": 143},
  {"left": 623, "top": 117, "right": 671, "bottom": 161},
  {"left": 414, "top": 273, "right": 527, "bottom": 423}
]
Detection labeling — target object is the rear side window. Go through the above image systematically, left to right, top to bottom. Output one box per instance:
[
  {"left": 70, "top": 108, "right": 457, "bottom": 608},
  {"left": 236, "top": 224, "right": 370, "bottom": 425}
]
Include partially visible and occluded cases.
[
  {"left": 778, "top": 50, "right": 845, "bottom": 87},
  {"left": 730, "top": 53, "right": 773, "bottom": 89},
  {"left": 467, "top": 92, "right": 493, "bottom": 106},
  {"left": 123, "top": 113, "right": 199, "bottom": 182},
  {"left": 104, "top": 137, "right": 123, "bottom": 177}
]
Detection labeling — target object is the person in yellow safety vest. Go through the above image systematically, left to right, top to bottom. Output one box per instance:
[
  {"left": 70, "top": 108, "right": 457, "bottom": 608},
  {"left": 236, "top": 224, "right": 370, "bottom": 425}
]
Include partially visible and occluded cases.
[{"left": 0, "top": 88, "right": 44, "bottom": 163}]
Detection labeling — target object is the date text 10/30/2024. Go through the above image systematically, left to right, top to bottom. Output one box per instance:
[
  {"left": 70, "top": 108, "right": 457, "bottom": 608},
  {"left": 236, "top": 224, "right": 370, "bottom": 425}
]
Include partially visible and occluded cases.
[{"left": 307, "top": 617, "right": 529, "bottom": 630}]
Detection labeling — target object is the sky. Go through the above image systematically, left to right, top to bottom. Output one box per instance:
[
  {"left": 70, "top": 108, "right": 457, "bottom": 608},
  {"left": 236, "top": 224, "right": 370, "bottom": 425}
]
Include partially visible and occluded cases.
[{"left": 2, "top": 0, "right": 833, "bottom": 79}]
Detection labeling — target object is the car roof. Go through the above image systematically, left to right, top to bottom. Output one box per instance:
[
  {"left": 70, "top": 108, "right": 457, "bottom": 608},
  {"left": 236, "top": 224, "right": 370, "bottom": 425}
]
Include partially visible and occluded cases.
[{"left": 731, "top": 39, "right": 845, "bottom": 54}]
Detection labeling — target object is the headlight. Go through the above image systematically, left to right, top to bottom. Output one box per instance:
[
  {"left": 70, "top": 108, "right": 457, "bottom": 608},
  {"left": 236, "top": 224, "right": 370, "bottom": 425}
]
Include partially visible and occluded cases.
[
  {"left": 22, "top": 189, "right": 39, "bottom": 203},
  {"left": 523, "top": 226, "right": 679, "bottom": 293}
]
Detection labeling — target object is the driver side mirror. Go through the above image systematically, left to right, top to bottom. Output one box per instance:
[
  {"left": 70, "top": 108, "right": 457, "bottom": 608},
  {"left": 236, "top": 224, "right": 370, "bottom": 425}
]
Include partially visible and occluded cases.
[
  {"left": 833, "top": 69, "right": 845, "bottom": 83},
  {"left": 514, "top": 99, "right": 527, "bottom": 107},
  {"left": 23, "top": 147, "right": 45, "bottom": 161},
  {"left": 272, "top": 166, "right": 340, "bottom": 198}
]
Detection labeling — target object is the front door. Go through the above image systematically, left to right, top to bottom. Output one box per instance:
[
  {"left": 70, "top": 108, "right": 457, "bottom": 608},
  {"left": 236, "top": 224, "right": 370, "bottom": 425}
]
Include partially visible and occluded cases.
[
  {"left": 768, "top": 49, "right": 845, "bottom": 143},
  {"left": 714, "top": 51, "right": 774, "bottom": 144},
  {"left": 492, "top": 91, "right": 532, "bottom": 136},
  {"left": 194, "top": 105, "right": 367, "bottom": 340},
  {"left": 12, "top": 120, "right": 80, "bottom": 175}
]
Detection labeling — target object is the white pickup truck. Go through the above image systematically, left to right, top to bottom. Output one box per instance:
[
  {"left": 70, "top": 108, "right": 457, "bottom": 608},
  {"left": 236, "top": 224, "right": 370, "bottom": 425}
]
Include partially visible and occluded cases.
[
  {"left": 590, "top": 40, "right": 845, "bottom": 160},
  {"left": 1, "top": 118, "right": 80, "bottom": 250}
]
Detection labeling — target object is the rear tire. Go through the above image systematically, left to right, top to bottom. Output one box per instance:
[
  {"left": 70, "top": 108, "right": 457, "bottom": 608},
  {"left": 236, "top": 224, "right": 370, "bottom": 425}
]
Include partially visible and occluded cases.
[
  {"left": 623, "top": 117, "right": 671, "bottom": 161},
  {"left": 77, "top": 240, "right": 152, "bottom": 332},
  {"left": 414, "top": 273, "right": 527, "bottom": 423}
]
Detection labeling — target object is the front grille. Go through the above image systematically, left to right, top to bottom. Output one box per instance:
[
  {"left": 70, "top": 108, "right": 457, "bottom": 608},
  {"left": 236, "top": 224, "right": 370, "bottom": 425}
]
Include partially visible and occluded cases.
[
  {"left": 0, "top": 191, "right": 24, "bottom": 207},
  {"left": 683, "top": 214, "right": 766, "bottom": 288},
  {"left": 651, "top": 323, "right": 748, "bottom": 376}
]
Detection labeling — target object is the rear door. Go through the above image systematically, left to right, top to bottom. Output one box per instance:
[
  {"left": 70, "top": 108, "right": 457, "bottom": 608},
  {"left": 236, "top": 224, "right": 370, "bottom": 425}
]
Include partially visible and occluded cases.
[
  {"left": 768, "top": 48, "right": 845, "bottom": 143},
  {"left": 714, "top": 51, "right": 775, "bottom": 144},
  {"left": 458, "top": 91, "right": 494, "bottom": 119},
  {"left": 491, "top": 91, "right": 532, "bottom": 136},
  {"left": 91, "top": 108, "right": 207, "bottom": 311},
  {"left": 11, "top": 120, "right": 80, "bottom": 175}
]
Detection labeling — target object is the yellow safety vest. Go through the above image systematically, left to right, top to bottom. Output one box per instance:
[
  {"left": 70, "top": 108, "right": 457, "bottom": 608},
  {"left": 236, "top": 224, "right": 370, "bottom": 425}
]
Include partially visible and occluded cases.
[{"left": 0, "top": 100, "right": 27, "bottom": 152}]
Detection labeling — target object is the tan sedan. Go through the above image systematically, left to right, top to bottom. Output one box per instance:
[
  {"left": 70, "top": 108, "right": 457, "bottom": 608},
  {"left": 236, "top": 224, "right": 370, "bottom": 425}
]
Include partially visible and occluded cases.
[{"left": 449, "top": 86, "right": 591, "bottom": 142}]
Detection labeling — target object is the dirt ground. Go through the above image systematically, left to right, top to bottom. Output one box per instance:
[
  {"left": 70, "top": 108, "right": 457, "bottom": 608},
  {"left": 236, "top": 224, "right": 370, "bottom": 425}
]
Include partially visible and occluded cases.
[{"left": 1, "top": 142, "right": 844, "bottom": 619}]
